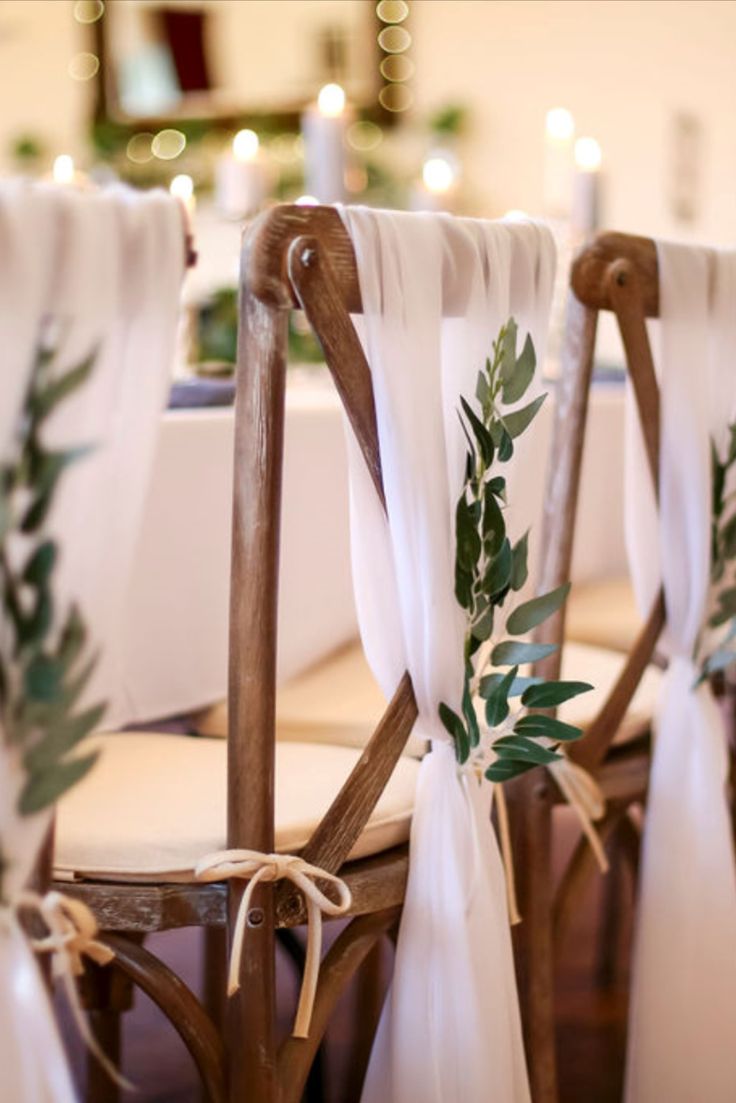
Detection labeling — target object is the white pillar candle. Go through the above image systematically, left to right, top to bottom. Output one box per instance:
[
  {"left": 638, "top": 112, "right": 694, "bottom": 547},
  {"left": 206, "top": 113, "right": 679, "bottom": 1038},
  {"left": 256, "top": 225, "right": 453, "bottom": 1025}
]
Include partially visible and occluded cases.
[
  {"left": 302, "top": 83, "right": 349, "bottom": 205},
  {"left": 543, "top": 107, "right": 575, "bottom": 219},
  {"left": 215, "top": 129, "right": 267, "bottom": 219},
  {"left": 571, "top": 136, "right": 602, "bottom": 237},
  {"left": 410, "top": 153, "right": 459, "bottom": 212},
  {"left": 169, "top": 173, "right": 196, "bottom": 216}
]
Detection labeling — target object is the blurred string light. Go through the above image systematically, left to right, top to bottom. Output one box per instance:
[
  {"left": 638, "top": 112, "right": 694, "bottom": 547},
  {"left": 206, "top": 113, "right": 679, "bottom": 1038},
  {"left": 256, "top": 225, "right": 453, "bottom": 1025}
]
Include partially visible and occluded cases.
[
  {"left": 73, "top": 0, "right": 104, "bottom": 23},
  {"left": 376, "top": 0, "right": 412, "bottom": 114},
  {"left": 68, "top": 52, "right": 99, "bottom": 81},
  {"left": 545, "top": 107, "right": 575, "bottom": 143},
  {"left": 347, "top": 120, "right": 383, "bottom": 152},
  {"left": 152, "top": 129, "right": 186, "bottom": 160},
  {"left": 126, "top": 133, "right": 154, "bottom": 164},
  {"left": 270, "top": 134, "right": 304, "bottom": 165},
  {"left": 574, "top": 136, "right": 602, "bottom": 171},
  {"left": 53, "top": 155, "right": 75, "bottom": 185}
]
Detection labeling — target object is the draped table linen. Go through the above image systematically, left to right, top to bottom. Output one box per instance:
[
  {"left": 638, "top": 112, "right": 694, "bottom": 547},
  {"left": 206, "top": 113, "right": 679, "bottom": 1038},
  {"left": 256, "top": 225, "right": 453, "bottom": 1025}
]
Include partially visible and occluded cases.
[
  {"left": 0, "top": 181, "right": 184, "bottom": 1101},
  {"left": 338, "top": 207, "right": 555, "bottom": 1103},
  {"left": 624, "top": 241, "right": 736, "bottom": 1102}
]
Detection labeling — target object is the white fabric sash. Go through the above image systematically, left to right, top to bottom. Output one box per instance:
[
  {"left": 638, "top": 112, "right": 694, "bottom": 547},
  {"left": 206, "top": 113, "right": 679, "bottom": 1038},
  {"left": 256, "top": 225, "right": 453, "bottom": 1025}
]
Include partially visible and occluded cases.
[
  {"left": 0, "top": 181, "right": 184, "bottom": 1102},
  {"left": 338, "top": 207, "right": 555, "bottom": 1103},
  {"left": 624, "top": 241, "right": 736, "bottom": 1102}
]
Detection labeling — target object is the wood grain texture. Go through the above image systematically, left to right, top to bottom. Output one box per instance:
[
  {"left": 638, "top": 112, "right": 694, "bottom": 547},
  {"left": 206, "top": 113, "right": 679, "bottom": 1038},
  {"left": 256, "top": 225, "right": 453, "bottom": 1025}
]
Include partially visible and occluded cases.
[{"left": 572, "top": 232, "right": 659, "bottom": 317}]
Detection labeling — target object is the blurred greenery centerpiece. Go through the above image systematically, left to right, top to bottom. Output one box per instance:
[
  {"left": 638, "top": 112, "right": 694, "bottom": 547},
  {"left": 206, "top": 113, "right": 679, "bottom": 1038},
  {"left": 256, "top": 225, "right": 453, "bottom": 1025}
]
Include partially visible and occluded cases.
[{"left": 194, "top": 287, "right": 324, "bottom": 373}]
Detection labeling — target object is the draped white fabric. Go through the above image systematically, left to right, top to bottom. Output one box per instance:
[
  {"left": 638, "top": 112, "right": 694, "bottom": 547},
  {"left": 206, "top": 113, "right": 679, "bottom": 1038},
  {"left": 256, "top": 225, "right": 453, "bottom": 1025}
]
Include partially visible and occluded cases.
[
  {"left": 0, "top": 181, "right": 184, "bottom": 1101},
  {"left": 338, "top": 207, "right": 555, "bottom": 1103},
  {"left": 623, "top": 241, "right": 736, "bottom": 1102}
]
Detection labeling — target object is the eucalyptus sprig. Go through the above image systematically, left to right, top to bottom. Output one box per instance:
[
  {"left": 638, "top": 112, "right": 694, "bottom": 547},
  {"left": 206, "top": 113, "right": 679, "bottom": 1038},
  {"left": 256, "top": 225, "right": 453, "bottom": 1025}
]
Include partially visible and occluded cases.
[
  {"left": 439, "top": 318, "right": 593, "bottom": 782},
  {"left": 1, "top": 343, "right": 104, "bottom": 817},
  {"left": 697, "top": 423, "right": 736, "bottom": 680}
]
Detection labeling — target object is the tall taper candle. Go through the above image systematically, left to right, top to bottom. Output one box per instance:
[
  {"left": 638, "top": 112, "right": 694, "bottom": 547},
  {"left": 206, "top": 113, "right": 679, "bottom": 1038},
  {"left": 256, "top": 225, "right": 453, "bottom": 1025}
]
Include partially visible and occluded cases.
[{"left": 302, "top": 83, "right": 348, "bottom": 205}]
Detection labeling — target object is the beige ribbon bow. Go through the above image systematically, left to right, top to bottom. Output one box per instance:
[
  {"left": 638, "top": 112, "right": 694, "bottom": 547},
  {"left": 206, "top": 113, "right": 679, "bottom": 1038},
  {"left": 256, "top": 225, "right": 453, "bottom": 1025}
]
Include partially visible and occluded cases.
[
  {"left": 194, "top": 849, "right": 352, "bottom": 1039},
  {"left": 16, "top": 889, "right": 133, "bottom": 1091}
]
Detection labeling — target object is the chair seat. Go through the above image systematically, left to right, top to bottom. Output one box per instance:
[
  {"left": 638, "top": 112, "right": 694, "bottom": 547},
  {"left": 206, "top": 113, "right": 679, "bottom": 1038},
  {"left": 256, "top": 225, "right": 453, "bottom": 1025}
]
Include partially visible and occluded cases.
[
  {"left": 566, "top": 576, "right": 643, "bottom": 654},
  {"left": 191, "top": 639, "right": 661, "bottom": 749},
  {"left": 54, "top": 735, "right": 420, "bottom": 884}
]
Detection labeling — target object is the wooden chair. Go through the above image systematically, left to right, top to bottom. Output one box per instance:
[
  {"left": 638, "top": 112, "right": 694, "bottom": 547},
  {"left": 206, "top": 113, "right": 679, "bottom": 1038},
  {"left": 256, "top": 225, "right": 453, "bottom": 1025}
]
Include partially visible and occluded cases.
[
  {"left": 54, "top": 209, "right": 654, "bottom": 1103},
  {"left": 537, "top": 233, "right": 666, "bottom": 986}
]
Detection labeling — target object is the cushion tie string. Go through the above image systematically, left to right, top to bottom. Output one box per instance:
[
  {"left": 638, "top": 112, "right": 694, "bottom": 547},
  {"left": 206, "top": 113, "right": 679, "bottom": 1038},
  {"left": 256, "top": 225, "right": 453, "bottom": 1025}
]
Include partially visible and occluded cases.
[
  {"left": 548, "top": 755, "right": 610, "bottom": 873},
  {"left": 194, "top": 849, "right": 352, "bottom": 1038},
  {"left": 12, "top": 889, "right": 132, "bottom": 1091}
]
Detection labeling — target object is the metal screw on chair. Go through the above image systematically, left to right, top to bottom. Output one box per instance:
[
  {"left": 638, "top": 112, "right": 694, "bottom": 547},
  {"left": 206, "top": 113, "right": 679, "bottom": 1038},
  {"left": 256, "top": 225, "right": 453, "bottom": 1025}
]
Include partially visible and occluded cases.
[
  {"left": 300, "top": 246, "right": 317, "bottom": 268},
  {"left": 616, "top": 269, "right": 627, "bottom": 286},
  {"left": 247, "top": 907, "right": 265, "bottom": 928}
]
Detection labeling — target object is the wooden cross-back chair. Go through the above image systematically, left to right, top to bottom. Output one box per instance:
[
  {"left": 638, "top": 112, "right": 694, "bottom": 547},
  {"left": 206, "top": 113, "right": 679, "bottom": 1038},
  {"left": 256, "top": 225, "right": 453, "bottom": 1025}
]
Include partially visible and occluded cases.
[{"left": 536, "top": 232, "right": 666, "bottom": 985}]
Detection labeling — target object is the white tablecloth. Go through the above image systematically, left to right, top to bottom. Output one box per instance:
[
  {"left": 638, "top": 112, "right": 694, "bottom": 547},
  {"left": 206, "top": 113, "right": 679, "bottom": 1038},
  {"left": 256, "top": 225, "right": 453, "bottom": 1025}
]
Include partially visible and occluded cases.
[{"left": 118, "top": 374, "right": 627, "bottom": 723}]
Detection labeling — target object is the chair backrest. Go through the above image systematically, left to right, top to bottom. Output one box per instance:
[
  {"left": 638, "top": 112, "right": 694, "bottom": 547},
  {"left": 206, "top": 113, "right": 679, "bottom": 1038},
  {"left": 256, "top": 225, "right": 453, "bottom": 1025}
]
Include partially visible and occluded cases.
[
  {"left": 232, "top": 205, "right": 417, "bottom": 897},
  {"left": 535, "top": 231, "right": 664, "bottom": 771}
]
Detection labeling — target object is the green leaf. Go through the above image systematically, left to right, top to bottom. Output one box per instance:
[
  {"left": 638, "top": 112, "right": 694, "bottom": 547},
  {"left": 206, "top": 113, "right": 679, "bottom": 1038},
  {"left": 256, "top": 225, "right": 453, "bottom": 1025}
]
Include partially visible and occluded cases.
[
  {"left": 500, "top": 318, "right": 518, "bottom": 385},
  {"left": 502, "top": 333, "right": 536, "bottom": 404},
  {"left": 29, "top": 353, "right": 95, "bottom": 421},
  {"left": 475, "top": 370, "right": 490, "bottom": 409},
  {"left": 503, "top": 393, "right": 547, "bottom": 440},
  {"left": 460, "top": 397, "right": 494, "bottom": 466},
  {"left": 498, "top": 429, "right": 514, "bottom": 460},
  {"left": 713, "top": 442, "right": 726, "bottom": 516},
  {"left": 486, "top": 476, "right": 506, "bottom": 500},
  {"left": 482, "top": 484, "right": 505, "bottom": 549},
  {"left": 456, "top": 496, "right": 482, "bottom": 572},
  {"left": 722, "top": 514, "right": 736, "bottom": 559},
  {"left": 510, "top": 531, "right": 529, "bottom": 591},
  {"left": 485, "top": 537, "right": 512, "bottom": 597},
  {"left": 22, "top": 541, "right": 57, "bottom": 587},
  {"left": 455, "top": 563, "right": 474, "bottom": 610},
  {"left": 506, "top": 582, "right": 571, "bottom": 636},
  {"left": 709, "top": 586, "right": 736, "bottom": 628},
  {"left": 16, "top": 588, "right": 53, "bottom": 649},
  {"left": 57, "top": 604, "right": 87, "bottom": 670},
  {"left": 472, "top": 604, "right": 494, "bottom": 642},
  {"left": 491, "top": 639, "right": 558, "bottom": 666},
  {"left": 701, "top": 648, "right": 736, "bottom": 680},
  {"left": 23, "top": 654, "right": 64, "bottom": 703},
  {"left": 485, "top": 664, "right": 518, "bottom": 727},
  {"left": 479, "top": 673, "right": 542, "bottom": 699},
  {"left": 462, "top": 677, "right": 480, "bottom": 748},
  {"left": 521, "top": 680, "right": 593, "bottom": 708},
  {"left": 438, "top": 701, "right": 470, "bottom": 763},
  {"left": 23, "top": 702, "right": 105, "bottom": 772},
  {"left": 514, "top": 714, "right": 583, "bottom": 742},
  {"left": 493, "top": 735, "right": 562, "bottom": 765},
  {"left": 18, "top": 751, "right": 99, "bottom": 815},
  {"left": 484, "top": 757, "right": 537, "bottom": 783}
]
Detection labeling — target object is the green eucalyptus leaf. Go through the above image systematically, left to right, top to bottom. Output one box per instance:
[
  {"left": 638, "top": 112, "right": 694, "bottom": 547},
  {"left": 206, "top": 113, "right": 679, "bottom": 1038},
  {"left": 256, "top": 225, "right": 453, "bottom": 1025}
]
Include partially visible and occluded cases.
[
  {"left": 500, "top": 318, "right": 518, "bottom": 384},
  {"left": 502, "top": 333, "right": 536, "bottom": 404},
  {"left": 29, "top": 353, "right": 95, "bottom": 421},
  {"left": 475, "top": 370, "right": 490, "bottom": 409},
  {"left": 503, "top": 393, "right": 547, "bottom": 440},
  {"left": 460, "top": 397, "right": 494, "bottom": 466},
  {"left": 498, "top": 429, "right": 514, "bottom": 461},
  {"left": 487, "top": 475, "right": 506, "bottom": 501},
  {"left": 482, "top": 485, "right": 505, "bottom": 549},
  {"left": 456, "top": 497, "right": 482, "bottom": 571},
  {"left": 722, "top": 514, "right": 736, "bottom": 559},
  {"left": 510, "top": 531, "right": 529, "bottom": 591},
  {"left": 485, "top": 537, "right": 512, "bottom": 598},
  {"left": 22, "top": 541, "right": 57, "bottom": 587},
  {"left": 506, "top": 582, "right": 571, "bottom": 636},
  {"left": 709, "top": 586, "right": 736, "bottom": 628},
  {"left": 472, "top": 604, "right": 494, "bottom": 642},
  {"left": 491, "top": 639, "right": 558, "bottom": 666},
  {"left": 23, "top": 654, "right": 64, "bottom": 703},
  {"left": 485, "top": 664, "right": 518, "bottom": 727},
  {"left": 479, "top": 672, "right": 543, "bottom": 699},
  {"left": 462, "top": 677, "right": 480, "bottom": 748},
  {"left": 521, "top": 680, "right": 593, "bottom": 708},
  {"left": 439, "top": 701, "right": 470, "bottom": 763},
  {"left": 23, "top": 702, "right": 105, "bottom": 772},
  {"left": 514, "top": 714, "right": 583, "bottom": 742},
  {"left": 493, "top": 735, "right": 562, "bottom": 765},
  {"left": 18, "top": 751, "right": 99, "bottom": 816},
  {"left": 484, "top": 757, "right": 537, "bottom": 783}
]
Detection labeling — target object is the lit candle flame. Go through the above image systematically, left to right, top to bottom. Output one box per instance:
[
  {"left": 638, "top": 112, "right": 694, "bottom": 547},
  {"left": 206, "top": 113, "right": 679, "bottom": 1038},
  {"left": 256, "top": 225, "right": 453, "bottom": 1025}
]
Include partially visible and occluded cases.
[
  {"left": 317, "top": 83, "right": 346, "bottom": 118},
  {"left": 545, "top": 107, "right": 575, "bottom": 144},
  {"left": 233, "top": 129, "right": 259, "bottom": 163},
  {"left": 574, "top": 136, "right": 602, "bottom": 172},
  {"left": 53, "top": 154, "right": 75, "bottom": 185},
  {"left": 422, "top": 156, "right": 456, "bottom": 195},
  {"left": 169, "top": 173, "right": 196, "bottom": 215}
]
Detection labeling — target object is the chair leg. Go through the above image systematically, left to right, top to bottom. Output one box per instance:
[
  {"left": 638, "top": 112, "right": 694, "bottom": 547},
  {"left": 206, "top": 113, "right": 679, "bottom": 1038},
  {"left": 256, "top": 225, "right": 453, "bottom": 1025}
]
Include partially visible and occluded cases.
[
  {"left": 507, "top": 770, "right": 557, "bottom": 1103},
  {"left": 595, "top": 809, "right": 640, "bottom": 988},
  {"left": 202, "top": 926, "right": 228, "bottom": 1036},
  {"left": 277, "top": 929, "right": 327, "bottom": 1103},
  {"left": 342, "top": 939, "right": 386, "bottom": 1103},
  {"left": 80, "top": 951, "right": 137, "bottom": 1103}
]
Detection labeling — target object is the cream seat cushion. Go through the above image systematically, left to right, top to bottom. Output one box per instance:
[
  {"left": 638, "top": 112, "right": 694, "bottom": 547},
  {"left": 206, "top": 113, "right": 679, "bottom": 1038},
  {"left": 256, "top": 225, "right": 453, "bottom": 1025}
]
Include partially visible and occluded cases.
[
  {"left": 566, "top": 576, "right": 643, "bottom": 654},
  {"left": 192, "top": 639, "right": 661, "bottom": 749},
  {"left": 54, "top": 735, "right": 419, "bottom": 883}
]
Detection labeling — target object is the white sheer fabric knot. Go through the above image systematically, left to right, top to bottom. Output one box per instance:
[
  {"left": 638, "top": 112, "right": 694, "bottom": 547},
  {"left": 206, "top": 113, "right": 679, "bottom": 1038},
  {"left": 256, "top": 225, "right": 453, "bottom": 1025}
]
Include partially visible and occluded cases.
[
  {"left": 194, "top": 848, "right": 351, "bottom": 1038},
  {"left": 10, "top": 889, "right": 131, "bottom": 1090}
]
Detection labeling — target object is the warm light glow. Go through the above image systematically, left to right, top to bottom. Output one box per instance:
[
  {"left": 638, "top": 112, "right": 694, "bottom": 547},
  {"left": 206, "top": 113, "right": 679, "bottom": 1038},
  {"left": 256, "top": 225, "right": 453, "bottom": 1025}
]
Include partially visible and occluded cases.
[
  {"left": 74, "top": 0, "right": 104, "bottom": 23},
  {"left": 376, "top": 0, "right": 409, "bottom": 23},
  {"left": 378, "top": 25, "right": 412, "bottom": 53},
  {"left": 68, "top": 52, "right": 99, "bottom": 81},
  {"left": 380, "top": 54, "right": 414, "bottom": 82},
  {"left": 317, "top": 83, "right": 346, "bottom": 118},
  {"left": 379, "top": 83, "right": 413, "bottom": 112},
  {"left": 545, "top": 107, "right": 575, "bottom": 143},
  {"left": 347, "top": 121, "right": 383, "bottom": 152},
  {"left": 152, "top": 129, "right": 186, "bottom": 160},
  {"left": 233, "top": 129, "right": 259, "bottom": 162},
  {"left": 126, "top": 132, "right": 154, "bottom": 164},
  {"left": 575, "top": 136, "right": 602, "bottom": 172},
  {"left": 53, "top": 154, "right": 75, "bottom": 185},
  {"left": 422, "top": 156, "right": 456, "bottom": 194},
  {"left": 170, "top": 173, "right": 195, "bottom": 214},
  {"left": 295, "top": 195, "right": 319, "bottom": 206},
  {"left": 504, "top": 209, "right": 529, "bottom": 221}
]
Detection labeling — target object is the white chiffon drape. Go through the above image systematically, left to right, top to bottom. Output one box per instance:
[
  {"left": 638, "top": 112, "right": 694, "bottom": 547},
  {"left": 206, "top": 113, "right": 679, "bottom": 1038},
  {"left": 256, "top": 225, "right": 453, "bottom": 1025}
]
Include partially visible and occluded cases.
[
  {"left": 0, "top": 182, "right": 184, "bottom": 1102},
  {"left": 338, "top": 207, "right": 555, "bottom": 1103},
  {"left": 624, "top": 242, "right": 736, "bottom": 1102}
]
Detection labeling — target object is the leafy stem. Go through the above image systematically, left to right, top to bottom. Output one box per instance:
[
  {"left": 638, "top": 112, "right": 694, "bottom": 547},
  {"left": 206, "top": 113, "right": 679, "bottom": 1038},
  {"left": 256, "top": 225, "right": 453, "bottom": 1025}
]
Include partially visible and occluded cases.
[{"left": 439, "top": 318, "right": 593, "bottom": 782}]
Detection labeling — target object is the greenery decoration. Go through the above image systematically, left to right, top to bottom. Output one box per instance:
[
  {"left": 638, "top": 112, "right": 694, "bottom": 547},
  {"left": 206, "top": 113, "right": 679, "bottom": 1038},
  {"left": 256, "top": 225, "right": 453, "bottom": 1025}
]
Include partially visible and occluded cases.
[
  {"left": 195, "top": 287, "right": 323, "bottom": 369},
  {"left": 438, "top": 319, "right": 593, "bottom": 782},
  {"left": 0, "top": 344, "right": 104, "bottom": 822},
  {"left": 698, "top": 425, "right": 736, "bottom": 680}
]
